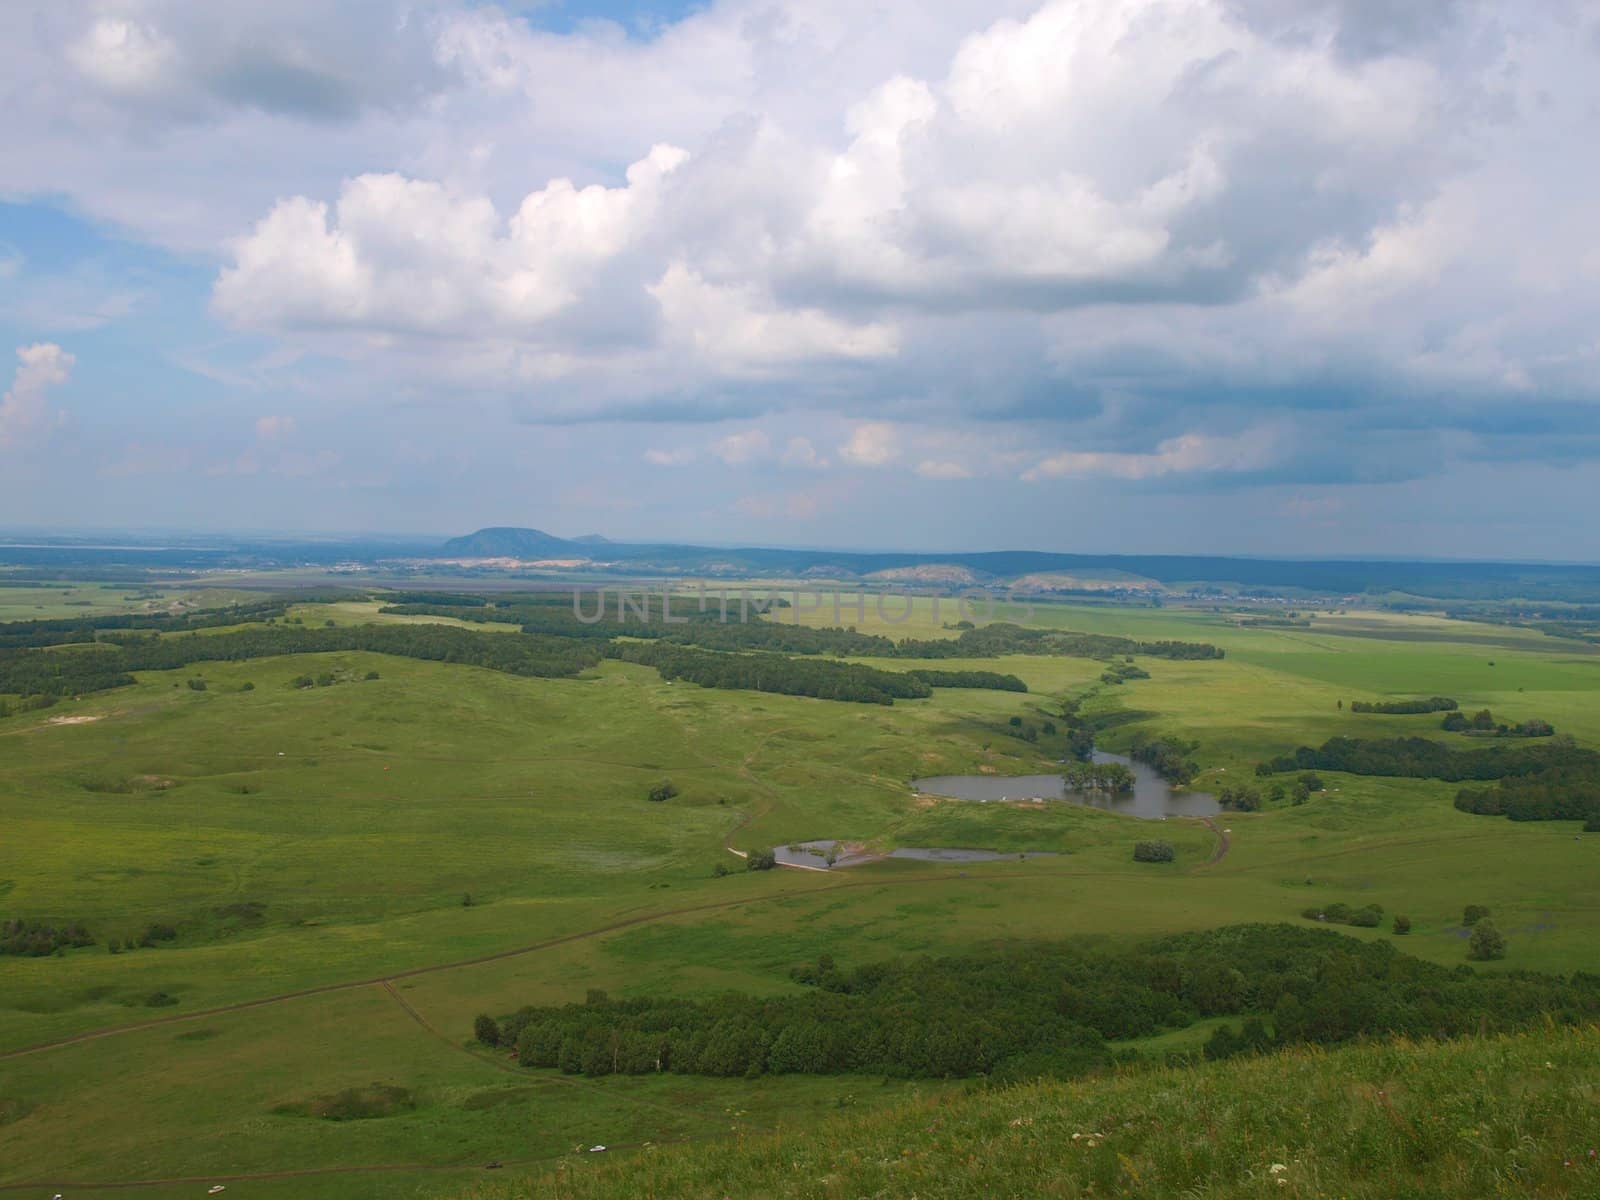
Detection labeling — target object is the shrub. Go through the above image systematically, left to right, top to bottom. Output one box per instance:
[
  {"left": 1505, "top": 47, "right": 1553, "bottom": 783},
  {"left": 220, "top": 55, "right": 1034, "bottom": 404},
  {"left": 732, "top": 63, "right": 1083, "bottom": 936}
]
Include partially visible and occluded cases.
[
  {"left": 364, "top": 670, "right": 380, "bottom": 680},
  {"left": 315, "top": 672, "right": 335, "bottom": 687},
  {"left": 291, "top": 674, "right": 314, "bottom": 689},
  {"left": 186, "top": 678, "right": 207, "bottom": 691},
  {"left": 240, "top": 682, "right": 255, "bottom": 692},
  {"left": 1297, "top": 772, "right": 1324, "bottom": 792},
  {"left": 647, "top": 780, "right": 679, "bottom": 803},
  {"left": 1133, "top": 841, "right": 1175, "bottom": 863},
  {"left": 746, "top": 850, "right": 777, "bottom": 871},
  {"left": 712, "top": 863, "right": 730, "bottom": 878},
  {"left": 1462, "top": 905, "right": 1491, "bottom": 927},
  {"left": 1392, "top": 915, "right": 1412, "bottom": 935},
  {"left": 2, "top": 920, "right": 94, "bottom": 956},
  {"left": 1468, "top": 921, "right": 1507, "bottom": 961},
  {"left": 137, "top": 923, "right": 177, "bottom": 947},
  {"left": 144, "top": 991, "right": 179, "bottom": 1007},
  {"left": 473, "top": 1014, "right": 501, "bottom": 1046}
]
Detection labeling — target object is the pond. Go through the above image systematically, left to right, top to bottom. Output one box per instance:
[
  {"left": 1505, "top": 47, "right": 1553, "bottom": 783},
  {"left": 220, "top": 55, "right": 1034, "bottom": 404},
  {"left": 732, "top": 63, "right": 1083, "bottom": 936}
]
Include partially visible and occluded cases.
[
  {"left": 911, "top": 751, "right": 1219, "bottom": 820},
  {"left": 771, "top": 840, "right": 1055, "bottom": 871}
]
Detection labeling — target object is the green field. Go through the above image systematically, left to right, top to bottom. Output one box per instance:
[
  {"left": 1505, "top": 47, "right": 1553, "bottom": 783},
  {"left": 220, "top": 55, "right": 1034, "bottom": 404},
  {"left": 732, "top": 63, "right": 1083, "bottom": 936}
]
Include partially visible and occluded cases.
[{"left": 3, "top": 592, "right": 1598, "bottom": 1196}]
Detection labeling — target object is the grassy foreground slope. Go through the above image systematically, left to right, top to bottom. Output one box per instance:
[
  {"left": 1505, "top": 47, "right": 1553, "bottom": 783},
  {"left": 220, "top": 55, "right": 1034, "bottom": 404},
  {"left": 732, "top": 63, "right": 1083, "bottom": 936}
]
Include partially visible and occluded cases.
[{"left": 462, "top": 1025, "right": 1600, "bottom": 1200}]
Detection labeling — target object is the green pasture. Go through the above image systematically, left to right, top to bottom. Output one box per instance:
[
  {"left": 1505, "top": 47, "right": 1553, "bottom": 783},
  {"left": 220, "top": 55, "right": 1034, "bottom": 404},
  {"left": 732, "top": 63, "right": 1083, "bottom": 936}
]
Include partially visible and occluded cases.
[{"left": 2, "top": 593, "right": 1598, "bottom": 1193}]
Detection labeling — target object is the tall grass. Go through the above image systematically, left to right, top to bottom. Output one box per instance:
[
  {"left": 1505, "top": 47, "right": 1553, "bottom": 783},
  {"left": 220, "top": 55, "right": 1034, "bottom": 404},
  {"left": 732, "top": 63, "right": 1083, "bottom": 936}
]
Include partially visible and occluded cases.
[{"left": 460, "top": 1025, "right": 1600, "bottom": 1199}]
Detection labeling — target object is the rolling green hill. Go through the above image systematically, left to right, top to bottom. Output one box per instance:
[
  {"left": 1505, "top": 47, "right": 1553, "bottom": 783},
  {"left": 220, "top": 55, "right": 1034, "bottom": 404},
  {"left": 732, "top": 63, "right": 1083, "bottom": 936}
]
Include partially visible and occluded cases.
[{"left": 458, "top": 1024, "right": 1600, "bottom": 1200}]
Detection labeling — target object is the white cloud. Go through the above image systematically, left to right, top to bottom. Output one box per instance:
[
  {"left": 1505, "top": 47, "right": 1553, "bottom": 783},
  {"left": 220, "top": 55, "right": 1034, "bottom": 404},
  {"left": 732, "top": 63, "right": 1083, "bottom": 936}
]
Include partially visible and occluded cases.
[
  {"left": 5, "top": 0, "right": 1600, "bottom": 486},
  {"left": 213, "top": 145, "right": 689, "bottom": 334},
  {"left": 648, "top": 265, "right": 898, "bottom": 371},
  {"left": 0, "top": 343, "right": 74, "bottom": 451},
  {"left": 254, "top": 414, "right": 296, "bottom": 440},
  {"left": 838, "top": 422, "right": 900, "bottom": 467},
  {"left": 711, "top": 429, "right": 772, "bottom": 464},
  {"left": 1022, "top": 430, "right": 1278, "bottom": 481},
  {"left": 782, "top": 437, "right": 827, "bottom": 469},
  {"left": 643, "top": 446, "right": 695, "bottom": 467},
  {"left": 916, "top": 459, "right": 972, "bottom": 480}
]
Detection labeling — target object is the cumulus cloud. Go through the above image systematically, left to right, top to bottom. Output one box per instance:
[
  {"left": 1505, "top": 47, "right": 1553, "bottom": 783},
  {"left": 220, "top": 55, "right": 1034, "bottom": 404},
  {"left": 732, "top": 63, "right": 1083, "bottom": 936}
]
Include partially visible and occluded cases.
[
  {"left": 7, "top": 0, "right": 1600, "bottom": 501},
  {"left": 64, "top": 1, "right": 452, "bottom": 123},
  {"left": 214, "top": 144, "right": 689, "bottom": 334},
  {"left": 649, "top": 266, "right": 898, "bottom": 371},
  {"left": 0, "top": 343, "right": 74, "bottom": 450},
  {"left": 838, "top": 422, "right": 900, "bottom": 467},
  {"left": 711, "top": 429, "right": 772, "bottom": 464},
  {"left": 1022, "top": 430, "right": 1278, "bottom": 482},
  {"left": 782, "top": 437, "right": 827, "bottom": 469},
  {"left": 916, "top": 459, "right": 973, "bottom": 480}
]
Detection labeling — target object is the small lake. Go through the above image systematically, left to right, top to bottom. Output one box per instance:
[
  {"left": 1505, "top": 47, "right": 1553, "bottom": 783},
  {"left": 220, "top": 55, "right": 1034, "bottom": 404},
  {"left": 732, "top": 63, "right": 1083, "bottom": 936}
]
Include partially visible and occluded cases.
[
  {"left": 912, "top": 751, "right": 1219, "bottom": 820},
  {"left": 772, "top": 840, "right": 1054, "bottom": 871}
]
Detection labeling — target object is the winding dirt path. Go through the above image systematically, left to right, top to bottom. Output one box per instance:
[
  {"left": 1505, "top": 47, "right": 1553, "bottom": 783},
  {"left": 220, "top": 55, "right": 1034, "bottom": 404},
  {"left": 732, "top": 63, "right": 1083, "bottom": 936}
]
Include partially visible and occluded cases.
[{"left": 1196, "top": 817, "right": 1232, "bottom": 867}]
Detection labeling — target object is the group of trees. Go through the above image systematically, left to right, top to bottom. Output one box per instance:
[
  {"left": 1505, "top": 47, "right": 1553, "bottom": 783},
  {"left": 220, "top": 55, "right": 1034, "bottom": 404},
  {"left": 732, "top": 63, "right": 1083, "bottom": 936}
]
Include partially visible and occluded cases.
[
  {"left": 0, "top": 598, "right": 293, "bottom": 650},
  {"left": 0, "top": 623, "right": 605, "bottom": 704},
  {"left": 892, "top": 624, "right": 1224, "bottom": 663},
  {"left": 605, "top": 642, "right": 932, "bottom": 705},
  {"left": 1100, "top": 661, "right": 1151, "bottom": 685},
  {"left": 905, "top": 668, "right": 1027, "bottom": 692},
  {"left": 1350, "top": 696, "right": 1458, "bottom": 715},
  {"left": 1441, "top": 709, "right": 1555, "bottom": 737},
  {"left": 1127, "top": 733, "right": 1200, "bottom": 785},
  {"left": 1258, "top": 735, "right": 1596, "bottom": 783},
  {"left": 1258, "top": 735, "right": 1600, "bottom": 828},
  {"left": 1454, "top": 759, "right": 1600, "bottom": 825},
  {"left": 1063, "top": 762, "right": 1135, "bottom": 793},
  {"left": 1217, "top": 785, "right": 1262, "bottom": 812},
  {"left": 1132, "top": 840, "right": 1175, "bottom": 862},
  {"left": 1301, "top": 902, "right": 1385, "bottom": 929},
  {"left": 1, "top": 918, "right": 92, "bottom": 956},
  {"left": 475, "top": 924, "right": 1599, "bottom": 1083}
]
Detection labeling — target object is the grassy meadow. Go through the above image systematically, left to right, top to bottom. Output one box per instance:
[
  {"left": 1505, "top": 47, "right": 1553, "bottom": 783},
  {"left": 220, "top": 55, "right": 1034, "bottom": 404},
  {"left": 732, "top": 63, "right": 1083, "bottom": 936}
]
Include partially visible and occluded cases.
[{"left": 2, "top": 588, "right": 1598, "bottom": 1196}]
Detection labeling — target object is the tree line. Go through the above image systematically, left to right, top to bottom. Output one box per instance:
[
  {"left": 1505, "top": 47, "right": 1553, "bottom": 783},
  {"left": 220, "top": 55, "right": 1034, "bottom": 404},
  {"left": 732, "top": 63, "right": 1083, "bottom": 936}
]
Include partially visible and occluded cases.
[
  {"left": 0, "top": 598, "right": 295, "bottom": 649},
  {"left": 0, "top": 624, "right": 604, "bottom": 702},
  {"left": 604, "top": 642, "right": 932, "bottom": 705},
  {"left": 904, "top": 668, "right": 1027, "bottom": 692},
  {"left": 1350, "top": 696, "right": 1457, "bottom": 715},
  {"left": 1441, "top": 709, "right": 1554, "bottom": 737},
  {"left": 1258, "top": 734, "right": 1597, "bottom": 783},
  {"left": 1454, "top": 760, "right": 1600, "bottom": 827},
  {"left": 473, "top": 924, "right": 1600, "bottom": 1084}
]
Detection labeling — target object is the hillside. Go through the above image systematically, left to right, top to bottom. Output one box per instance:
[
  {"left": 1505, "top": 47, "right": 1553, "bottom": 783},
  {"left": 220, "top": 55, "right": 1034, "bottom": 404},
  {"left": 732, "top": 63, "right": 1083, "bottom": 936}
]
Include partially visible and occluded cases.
[{"left": 459, "top": 1026, "right": 1600, "bottom": 1199}]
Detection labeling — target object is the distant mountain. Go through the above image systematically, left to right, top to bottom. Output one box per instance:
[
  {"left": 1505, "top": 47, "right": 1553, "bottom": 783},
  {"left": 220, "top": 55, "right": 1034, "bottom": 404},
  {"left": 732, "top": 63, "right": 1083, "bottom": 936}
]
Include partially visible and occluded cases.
[
  {"left": 438, "top": 527, "right": 583, "bottom": 558},
  {"left": 420, "top": 529, "right": 1600, "bottom": 603}
]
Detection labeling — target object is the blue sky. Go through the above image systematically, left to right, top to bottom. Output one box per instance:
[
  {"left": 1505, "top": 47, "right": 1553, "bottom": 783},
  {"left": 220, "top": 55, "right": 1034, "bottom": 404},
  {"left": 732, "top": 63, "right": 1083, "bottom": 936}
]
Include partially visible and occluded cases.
[{"left": 2, "top": 0, "right": 1599, "bottom": 558}]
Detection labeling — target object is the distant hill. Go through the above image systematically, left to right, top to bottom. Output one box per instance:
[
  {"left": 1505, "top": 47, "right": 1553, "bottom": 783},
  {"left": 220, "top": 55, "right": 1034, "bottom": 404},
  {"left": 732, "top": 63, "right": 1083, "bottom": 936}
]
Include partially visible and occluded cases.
[
  {"left": 437, "top": 527, "right": 583, "bottom": 558},
  {"left": 420, "top": 529, "right": 1600, "bottom": 602}
]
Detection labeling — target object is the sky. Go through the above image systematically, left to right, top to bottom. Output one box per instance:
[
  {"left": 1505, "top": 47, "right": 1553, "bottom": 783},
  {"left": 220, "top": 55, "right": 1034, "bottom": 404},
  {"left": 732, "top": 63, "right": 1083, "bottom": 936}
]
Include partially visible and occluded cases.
[{"left": 2, "top": 0, "right": 1599, "bottom": 558}]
